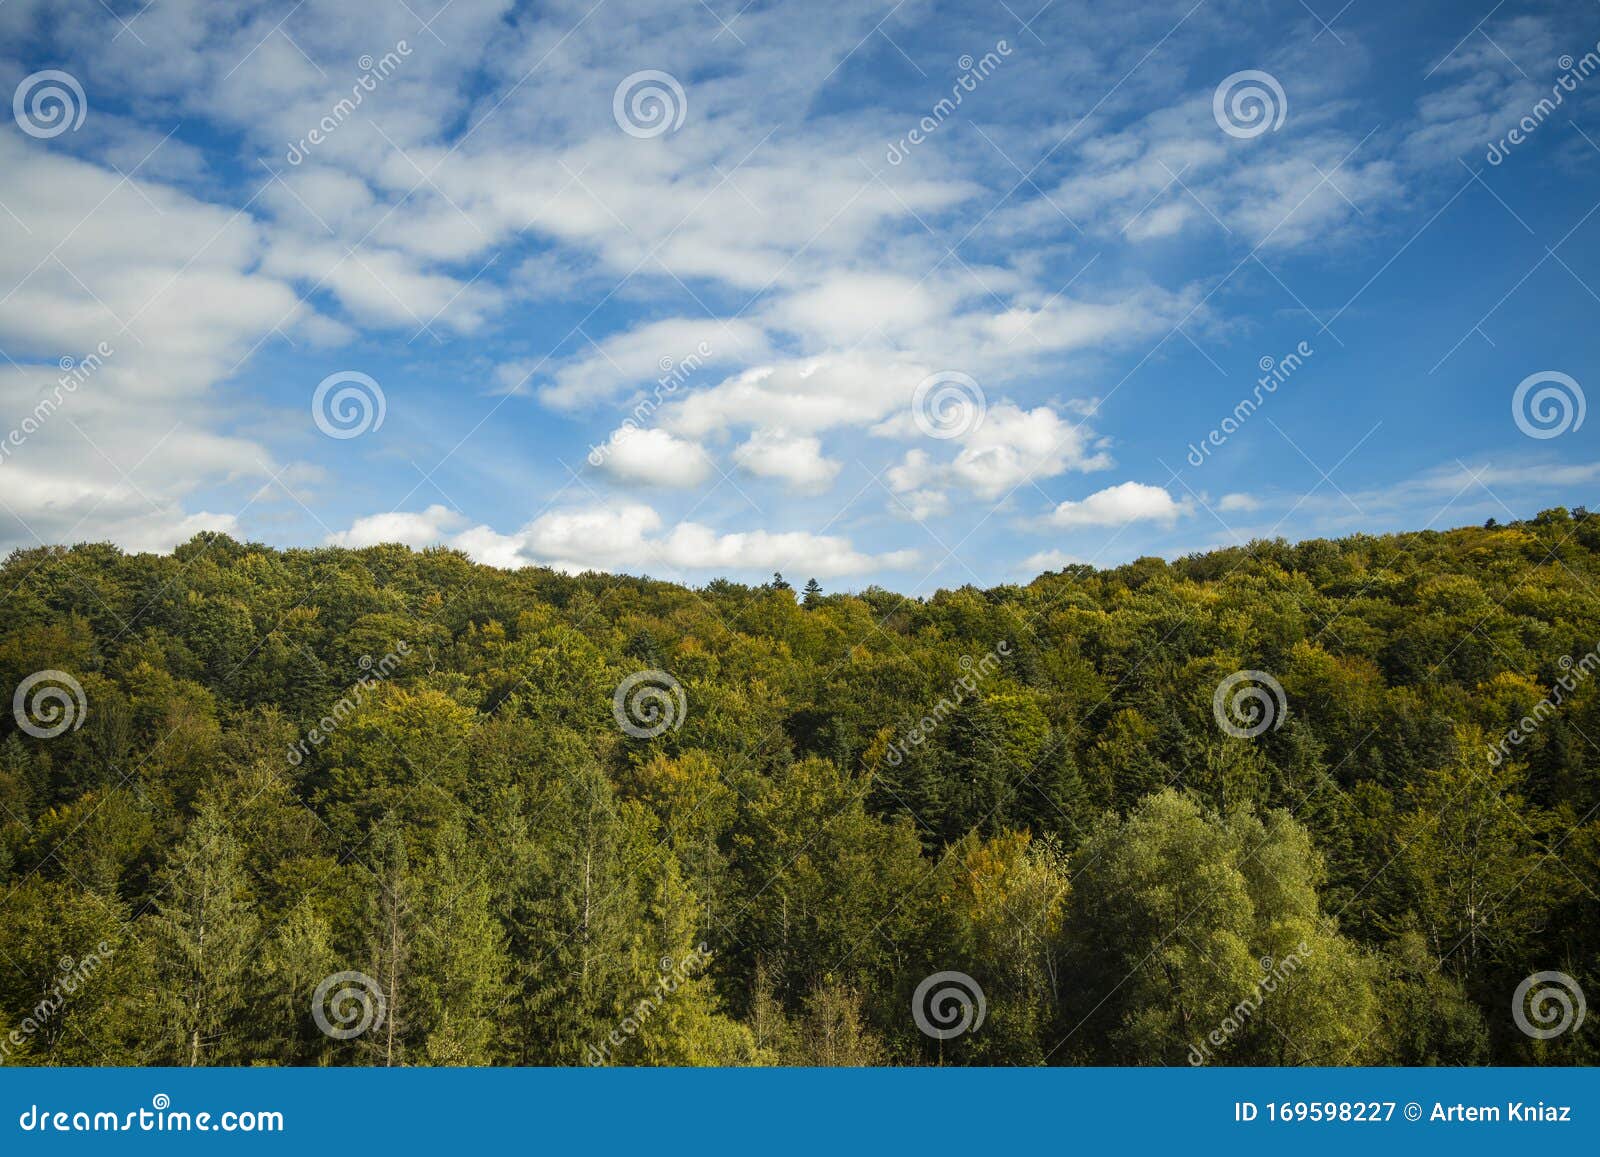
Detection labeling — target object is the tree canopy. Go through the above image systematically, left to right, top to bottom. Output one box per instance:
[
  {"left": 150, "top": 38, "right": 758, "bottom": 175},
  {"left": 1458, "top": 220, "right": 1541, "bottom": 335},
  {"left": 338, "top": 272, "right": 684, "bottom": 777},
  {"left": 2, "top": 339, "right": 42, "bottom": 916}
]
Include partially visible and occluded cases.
[{"left": 1, "top": 509, "right": 1597, "bottom": 1065}]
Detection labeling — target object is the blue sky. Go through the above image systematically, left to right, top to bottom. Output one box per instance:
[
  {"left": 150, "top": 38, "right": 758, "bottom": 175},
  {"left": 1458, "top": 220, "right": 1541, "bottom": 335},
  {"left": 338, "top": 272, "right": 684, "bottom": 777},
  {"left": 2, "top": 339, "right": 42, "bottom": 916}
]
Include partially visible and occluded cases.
[{"left": 0, "top": 0, "right": 1597, "bottom": 592}]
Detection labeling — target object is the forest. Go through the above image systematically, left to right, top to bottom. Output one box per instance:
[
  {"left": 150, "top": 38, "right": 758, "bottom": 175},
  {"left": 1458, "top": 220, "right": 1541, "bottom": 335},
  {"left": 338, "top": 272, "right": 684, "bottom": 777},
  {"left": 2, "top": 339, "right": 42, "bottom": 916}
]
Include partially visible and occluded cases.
[{"left": 0, "top": 507, "right": 1596, "bottom": 1067}]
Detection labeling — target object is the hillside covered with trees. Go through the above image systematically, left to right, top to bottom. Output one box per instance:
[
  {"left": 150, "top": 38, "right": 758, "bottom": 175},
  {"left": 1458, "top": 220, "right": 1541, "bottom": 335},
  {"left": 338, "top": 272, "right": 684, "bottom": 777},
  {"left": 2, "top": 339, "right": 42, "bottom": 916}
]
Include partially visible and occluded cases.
[{"left": 1, "top": 508, "right": 1597, "bottom": 1066}]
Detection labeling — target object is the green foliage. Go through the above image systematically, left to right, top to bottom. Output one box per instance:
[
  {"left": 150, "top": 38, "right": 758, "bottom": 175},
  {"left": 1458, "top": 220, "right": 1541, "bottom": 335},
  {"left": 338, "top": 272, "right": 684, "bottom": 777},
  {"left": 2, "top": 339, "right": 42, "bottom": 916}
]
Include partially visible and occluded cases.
[{"left": 1, "top": 515, "right": 1597, "bottom": 1065}]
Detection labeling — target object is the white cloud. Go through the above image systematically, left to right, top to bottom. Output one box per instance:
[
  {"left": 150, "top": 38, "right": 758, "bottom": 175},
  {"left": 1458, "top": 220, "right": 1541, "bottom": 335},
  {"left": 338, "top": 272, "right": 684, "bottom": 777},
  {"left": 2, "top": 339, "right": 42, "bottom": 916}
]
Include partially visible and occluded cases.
[
  {"left": 1401, "top": 16, "right": 1557, "bottom": 166},
  {"left": 994, "top": 90, "right": 1401, "bottom": 251},
  {"left": 0, "top": 135, "right": 319, "bottom": 553},
  {"left": 259, "top": 236, "right": 495, "bottom": 332},
  {"left": 765, "top": 271, "right": 985, "bottom": 348},
  {"left": 538, "top": 317, "right": 769, "bottom": 409},
  {"left": 669, "top": 354, "right": 932, "bottom": 439},
  {"left": 884, "top": 403, "right": 1112, "bottom": 514},
  {"left": 949, "top": 403, "right": 1111, "bottom": 499},
  {"left": 595, "top": 428, "right": 712, "bottom": 488},
  {"left": 732, "top": 430, "right": 841, "bottom": 493},
  {"left": 886, "top": 448, "right": 939, "bottom": 492},
  {"left": 884, "top": 450, "right": 950, "bottom": 521},
  {"left": 1047, "top": 482, "right": 1186, "bottom": 528},
  {"left": 890, "top": 489, "right": 951, "bottom": 522},
  {"left": 1218, "top": 492, "right": 1261, "bottom": 513},
  {"left": 326, "top": 501, "right": 917, "bottom": 577},
  {"left": 325, "top": 504, "right": 466, "bottom": 549},
  {"left": 1021, "top": 549, "right": 1093, "bottom": 572}
]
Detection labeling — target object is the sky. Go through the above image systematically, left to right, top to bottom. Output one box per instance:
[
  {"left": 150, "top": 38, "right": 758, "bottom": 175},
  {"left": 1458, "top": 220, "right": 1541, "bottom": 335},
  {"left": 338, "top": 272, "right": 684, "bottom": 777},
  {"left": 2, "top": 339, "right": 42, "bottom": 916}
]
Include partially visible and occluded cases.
[{"left": 0, "top": 0, "right": 1597, "bottom": 593}]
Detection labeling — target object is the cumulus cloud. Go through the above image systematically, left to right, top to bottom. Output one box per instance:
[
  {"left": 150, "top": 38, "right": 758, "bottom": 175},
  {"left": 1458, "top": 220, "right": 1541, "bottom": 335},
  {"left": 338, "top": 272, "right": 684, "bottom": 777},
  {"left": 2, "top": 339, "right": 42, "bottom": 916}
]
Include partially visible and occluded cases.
[
  {"left": 668, "top": 354, "right": 932, "bottom": 439},
  {"left": 884, "top": 402, "right": 1112, "bottom": 516},
  {"left": 948, "top": 403, "right": 1112, "bottom": 499},
  {"left": 594, "top": 428, "right": 712, "bottom": 488},
  {"left": 732, "top": 430, "right": 841, "bottom": 493},
  {"left": 1046, "top": 482, "right": 1187, "bottom": 529},
  {"left": 327, "top": 502, "right": 917, "bottom": 577},
  {"left": 325, "top": 505, "right": 467, "bottom": 549},
  {"left": 1021, "top": 549, "right": 1094, "bottom": 572}
]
